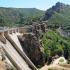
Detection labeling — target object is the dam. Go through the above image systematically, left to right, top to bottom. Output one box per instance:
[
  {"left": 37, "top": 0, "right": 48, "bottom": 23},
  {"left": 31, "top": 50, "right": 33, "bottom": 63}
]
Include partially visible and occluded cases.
[{"left": 0, "top": 27, "right": 38, "bottom": 70}]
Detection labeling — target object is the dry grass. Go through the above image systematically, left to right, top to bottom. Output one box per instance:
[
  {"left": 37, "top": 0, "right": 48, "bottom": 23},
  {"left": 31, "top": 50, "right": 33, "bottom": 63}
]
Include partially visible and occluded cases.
[
  {"left": 0, "top": 60, "right": 6, "bottom": 70},
  {"left": 59, "top": 64, "right": 70, "bottom": 68}
]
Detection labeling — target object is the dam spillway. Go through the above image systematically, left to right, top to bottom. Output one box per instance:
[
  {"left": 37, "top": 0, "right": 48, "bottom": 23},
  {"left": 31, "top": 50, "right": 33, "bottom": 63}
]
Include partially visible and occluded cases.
[
  {"left": 0, "top": 27, "right": 37, "bottom": 70},
  {"left": 0, "top": 40, "right": 31, "bottom": 70}
]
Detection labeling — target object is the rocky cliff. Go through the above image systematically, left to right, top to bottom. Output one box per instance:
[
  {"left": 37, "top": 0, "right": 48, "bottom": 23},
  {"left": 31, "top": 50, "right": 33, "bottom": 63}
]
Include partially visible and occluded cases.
[{"left": 18, "top": 33, "right": 45, "bottom": 68}]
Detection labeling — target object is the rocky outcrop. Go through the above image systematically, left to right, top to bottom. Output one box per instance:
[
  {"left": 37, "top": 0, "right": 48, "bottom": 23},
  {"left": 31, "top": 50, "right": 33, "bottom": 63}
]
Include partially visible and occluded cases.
[
  {"left": 32, "top": 22, "right": 47, "bottom": 39},
  {"left": 18, "top": 33, "right": 45, "bottom": 68}
]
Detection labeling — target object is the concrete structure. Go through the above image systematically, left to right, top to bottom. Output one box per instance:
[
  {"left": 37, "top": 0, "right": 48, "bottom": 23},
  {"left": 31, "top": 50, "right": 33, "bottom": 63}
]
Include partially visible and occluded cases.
[{"left": 0, "top": 27, "right": 38, "bottom": 70}]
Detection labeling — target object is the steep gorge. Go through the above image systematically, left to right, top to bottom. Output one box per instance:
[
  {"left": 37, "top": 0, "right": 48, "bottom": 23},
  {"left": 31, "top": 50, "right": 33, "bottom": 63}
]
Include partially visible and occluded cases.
[{"left": 18, "top": 33, "right": 45, "bottom": 68}]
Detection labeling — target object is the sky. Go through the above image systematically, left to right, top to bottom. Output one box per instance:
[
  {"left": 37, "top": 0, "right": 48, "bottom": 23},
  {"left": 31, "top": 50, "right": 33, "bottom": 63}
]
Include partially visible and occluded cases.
[{"left": 0, "top": 0, "right": 70, "bottom": 10}]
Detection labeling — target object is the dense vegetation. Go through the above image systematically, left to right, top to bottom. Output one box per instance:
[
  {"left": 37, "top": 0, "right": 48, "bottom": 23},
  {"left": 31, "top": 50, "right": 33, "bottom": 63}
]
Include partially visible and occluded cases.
[
  {"left": 43, "top": 2, "right": 70, "bottom": 30},
  {"left": 0, "top": 8, "right": 44, "bottom": 27},
  {"left": 42, "top": 30, "right": 70, "bottom": 64}
]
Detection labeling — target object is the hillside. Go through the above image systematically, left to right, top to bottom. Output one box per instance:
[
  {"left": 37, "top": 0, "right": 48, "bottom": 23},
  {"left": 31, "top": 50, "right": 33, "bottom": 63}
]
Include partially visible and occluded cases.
[
  {"left": 43, "top": 2, "right": 70, "bottom": 30},
  {"left": 0, "top": 7, "right": 44, "bottom": 26},
  {"left": 42, "top": 30, "right": 70, "bottom": 64}
]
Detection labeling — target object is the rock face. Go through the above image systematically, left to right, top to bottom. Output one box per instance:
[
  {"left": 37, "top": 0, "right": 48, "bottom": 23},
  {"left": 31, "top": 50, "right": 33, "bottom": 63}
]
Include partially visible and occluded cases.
[
  {"left": 43, "top": 2, "right": 64, "bottom": 21},
  {"left": 32, "top": 22, "right": 47, "bottom": 39},
  {"left": 18, "top": 33, "right": 45, "bottom": 67}
]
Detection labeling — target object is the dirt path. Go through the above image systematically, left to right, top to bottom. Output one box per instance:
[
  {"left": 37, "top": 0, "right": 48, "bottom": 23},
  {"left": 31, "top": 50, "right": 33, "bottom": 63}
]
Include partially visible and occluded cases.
[
  {"left": 40, "top": 57, "right": 70, "bottom": 70},
  {"left": 39, "top": 65, "right": 48, "bottom": 70}
]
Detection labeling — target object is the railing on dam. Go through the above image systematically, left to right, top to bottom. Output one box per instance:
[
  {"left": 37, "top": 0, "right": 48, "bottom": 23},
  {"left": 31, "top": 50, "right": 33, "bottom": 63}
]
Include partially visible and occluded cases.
[{"left": 0, "top": 27, "right": 30, "bottom": 35}]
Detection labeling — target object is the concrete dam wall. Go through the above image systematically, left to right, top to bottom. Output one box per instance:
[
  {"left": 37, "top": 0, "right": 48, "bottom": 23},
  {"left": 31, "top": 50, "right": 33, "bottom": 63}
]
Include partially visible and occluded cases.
[{"left": 0, "top": 27, "right": 37, "bottom": 70}]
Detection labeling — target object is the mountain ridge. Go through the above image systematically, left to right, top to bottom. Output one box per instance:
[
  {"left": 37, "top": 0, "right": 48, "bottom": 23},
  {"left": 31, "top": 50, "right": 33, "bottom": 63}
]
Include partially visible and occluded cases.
[
  {"left": 43, "top": 2, "right": 70, "bottom": 30},
  {"left": 0, "top": 7, "right": 44, "bottom": 26}
]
